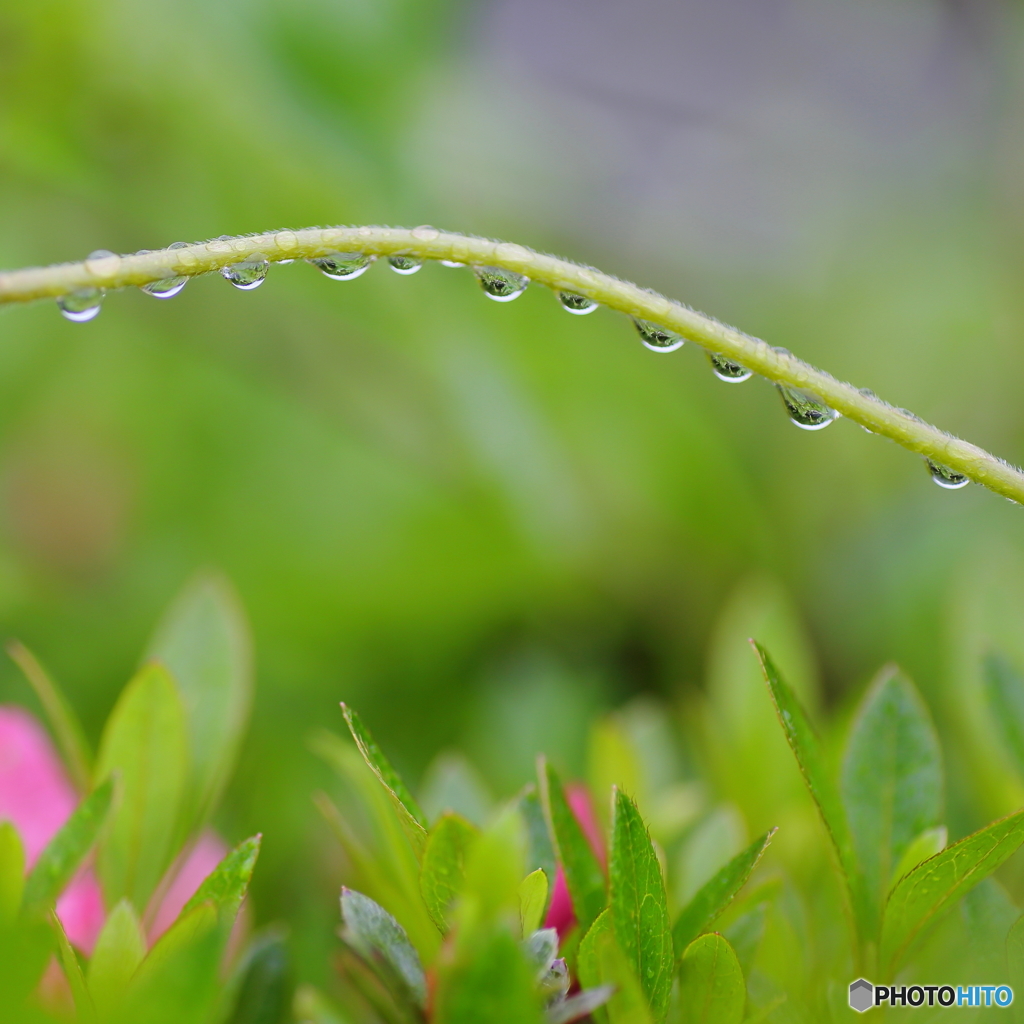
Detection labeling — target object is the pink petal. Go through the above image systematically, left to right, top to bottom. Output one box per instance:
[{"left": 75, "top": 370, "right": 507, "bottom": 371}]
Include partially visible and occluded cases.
[
  {"left": 0, "top": 706, "right": 77, "bottom": 864},
  {"left": 566, "top": 784, "right": 606, "bottom": 868},
  {"left": 148, "top": 830, "right": 227, "bottom": 942},
  {"left": 543, "top": 866, "right": 576, "bottom": 938},
  {"left": 56, "top": 869, "right": 106, "bottom": 954}
]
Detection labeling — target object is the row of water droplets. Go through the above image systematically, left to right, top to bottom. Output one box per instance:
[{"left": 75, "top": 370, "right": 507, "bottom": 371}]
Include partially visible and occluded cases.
[{"left": 55, "top": 235, "right": 968, "bottom": 491}]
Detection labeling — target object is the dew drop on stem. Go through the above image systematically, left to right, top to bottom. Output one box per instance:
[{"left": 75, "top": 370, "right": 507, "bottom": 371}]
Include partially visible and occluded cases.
[
  {"left": 141, "top": 243, "right": 191, "bottom": 298},
  {"left": 308, "top": 252, "right": 373, "bottom": 280},
  {"left": 388, "top": 256, "right": 422, "bottom": 275},
  {"left": 221, "top": 257, "right": 269, "bottom": 290},
  {"left": 439, "top": 260, "right": 465, "bottom": 268},
  {"left": 475, "top": 266, "right": 528, "bottom": 302},
  {"left": 57, "top": 288, "right": 104, "bottom": 322},
  {"left": 558, "top": 292, "right": 598, "bottom": 315},
  {"left": 633, "top": 318, "right": 684, "bottom": 352},
  {"left": 709, "top": 352, "right": 752, "bottom": 382},
  {"left": 776, "top": 385, "right": 839, "bottom": 430},
  {"left": 926, "top": 459, "right": 969, "bottom": 489}
]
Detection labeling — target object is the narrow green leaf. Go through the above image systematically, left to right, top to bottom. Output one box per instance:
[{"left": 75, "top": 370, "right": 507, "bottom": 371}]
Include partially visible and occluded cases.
[
  {"left": 146, "top": 573, "right": 253, "bottom": 836},
  {"left": 8, "top": 640, "right": 93, "bottom": 793},
  {"left": 753, "top": 644, "right": 860, "bottom": 916},
  {"left": 984, "top": 652, "right": 1024, "bottom": 779},
  {"left": 95, "top": 663, "right": 189, "bottom": 910},
  {"left": 840, "top": 666, "right": 942, "bottom": 942},
  {"left": 340, "top": 704, "right": 428, "bottom": 855},
  {"left": 541, "top": 759, "right": 606, "bottom": 935},
  {"left": 22, "top": 777, "right": 114, "bottom": 915},
  {"left": 519, "top": 786, "right": 557, "bottom": 893},
  {"left": 609, "top": 788, "right": 672, "bottom": 1022},
  {"left": 459, "top": 805, "right": 527, "bottom": 927},
  {"left": 881, "top": 808, "right": 1024, "bottom": 975},
  {"left": 420, "top": 813, "right": 477, "bottom": 932},
  {"left": 0, "top": 822, "right": 25, "bottom": 926},
  {"left": 889, "top": 826, "right": 946, "bottom": 889},
  {"left": 672, "top": 829, "right": 775, "bottom": 955},
  {"left": 182, "top": 834, "right": 262, "bottom": 924},
  {"left": 519, "top": 868, "right": 548, "bottom": 936},
  {"left": 340, "top": 888, "right": 427, "bottom": 1010},
  {"left": 88, "top": 899, "right": 147, "bottom": 1018},
  {"left": 51, "top": 910, "right": 96, "bottom": 1024},
  {"left": 577, "top": 910, "right": 652, "bottom": 1024},
  {"left": 0, "top": 915, "right": 54, "bottom": 1007},
  {"left": 225, "top": 929, "right": 292, "bottom": 1024},
  {"left": 678, "top": 933, "right": 745, "bottom": 1024}
]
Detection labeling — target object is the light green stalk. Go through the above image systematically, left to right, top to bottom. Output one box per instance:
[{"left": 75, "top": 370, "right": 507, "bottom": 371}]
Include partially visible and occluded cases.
[{"left": 1, "top": 225, "right": 1021, "bottom": 504}]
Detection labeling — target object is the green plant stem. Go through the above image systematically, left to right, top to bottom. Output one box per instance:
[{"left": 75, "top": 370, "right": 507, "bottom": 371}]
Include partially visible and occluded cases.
[{"left": 1, "top": 225, "right": 1021, "bottom": 504}]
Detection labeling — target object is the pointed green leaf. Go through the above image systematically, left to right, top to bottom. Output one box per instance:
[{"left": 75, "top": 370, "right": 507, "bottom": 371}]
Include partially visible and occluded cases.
[
  {"left": 146, "top": 573, "right": 253, "bottom": 836},
  {"left": 8, "top": 640, "right": 92, "bottom": 793},
  {"left": 753, "top": 643, "right": 860, "bottom": 917},
  {"left": 984, "top": 652, "right": 1024, "bottom": 779},
  {"left": 95, "top": 663, "right": 189, "bottom": 910},
  {"left": 841, "top": 666, "right": 942, "bottom": 942},
  {"left": 340, "top": 704, "right": 427, "bottom": 856},
  {"left": 541, "top": 760, "right": 605, "bottom": 934},
  {"left": 22, "top": 777, "right": 114, "bottom": 915},
  {"left": 519, "top": 786, "right": 557, "bottom": 892},
  {"left": 609, "top": 788, "right": 672, "bottom": 1021},
  {"left": 459, "top": 805, "right": 527, "bottom": 926},
  {"left": 881, "top": 808, "right": 1024, "bottom": 975},
  {"left": 420, "top": 813, "right": 477, "bottom": 932},
  {"left": 0, "top": 823, "right": 25, "bottom": 926},
  {"left": 889, "top": 826, "right": 946, "bottom": 889},
  {"left": 673, "top": 829, "right": 775, "bottom": 955},
  {"left": 182, "top": 834, "right": 261, "bottom": 924},
  {"left": 519, "top": 869, "right": 548, "bottom": 936},
  {"left": 340, "top": 888, "right": 427, "bottom": 1010},
  {"left": 88, "top": 899, "right": 147, "bottom": 1018},
  {"left": 52, "top": 910, "right": 96, "bottom": 1024},
  {"left": 577, "top": 910, "right": 652, "bottom": 1024},
  {"left": 0, "top": 916, "right": 54, "bottom": 1007},
  {"left": 678, "top": 933, "right": 745, "bottom": 1024}
]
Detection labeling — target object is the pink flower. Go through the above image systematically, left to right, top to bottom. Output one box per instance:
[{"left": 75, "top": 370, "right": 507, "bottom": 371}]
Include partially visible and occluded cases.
[
  {"left": 0, "top": 705, "right": 226, "bottom": 953},
  {"left": 544, "top": 783, "right": 606, "bottom": 938}
]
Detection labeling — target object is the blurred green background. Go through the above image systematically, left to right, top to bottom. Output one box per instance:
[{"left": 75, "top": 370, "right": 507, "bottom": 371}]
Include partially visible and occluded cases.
[{"left": 2, "top": 0, "right": 1024, "bottom": 989}]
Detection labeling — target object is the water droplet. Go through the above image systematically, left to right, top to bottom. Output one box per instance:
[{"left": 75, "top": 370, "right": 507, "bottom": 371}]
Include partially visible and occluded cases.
[
  {"left": 412, "top": 225, "right": 440, "bottom": 241},
  {"left": 85, "top": 249, "right": 121, "bottom": 281},
  {"left": 308, "top": 252, "right": 373, "bottom": 281},
  {"left": 388, "top": 255, "right": 422, "bottom": 276},
  {"left": 220, "top": 257, "right": 269, "bottom": 291},
  {"left": 274, "top": 258, "right": 295, "bottom": 264},
  {"left": 439, "top": 260, "right": 465, "bottom": 268},
  {"left": 475, "top": 266, "right": 528, "bottom": 302},
  {"left": 141, "top": 274, "right": 188, "bottom": 299},
  {"left": 57, "top": 287, "right": 104, "bottom": 322},
  {"left": 558, "top": 291, "right": 598, "bottom": 315},
  {"left": 633, "top": 318, "right": 684, "bottom": 352},
  {"left": 709, "top": 352, "right": 753, "bottom": 382},
  {"left": 777, "top": 385, "right": 839, "bottom": 430},
  {"left": 926, "top": 459, "right": 969, "bottom": 489}
]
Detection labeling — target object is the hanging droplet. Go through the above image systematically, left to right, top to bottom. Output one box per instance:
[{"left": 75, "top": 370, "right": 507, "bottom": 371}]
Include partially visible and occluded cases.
[
  {"left": 141, "top": 243, "right": 190, "bottom": 298},
  {"left": 308, "top": 252, "right": 373, "bottom": 280},
  {"left": 388, "top": 255, "right": 422, "bottom": 276},
  {"left": 220, "top": 257, "right": 269, "bottom": 291},
  {"left": 274, "top": 258, "right": 295, "bottom": 264},
  {"left": 439, "top": 260, "right": 465, "bottom": 268},
  {"left": 475, "top": 266, "right": 528, "bottom": 302},
  {"left": 57, "top": 288, "right": 104, "bottom": 322},
  {"left": 558, "top": 291, "right": 598, "bottom": 315},
  {"left": 633, "top": 318, "right": 684, "bottom": 352},
  {"left": 709, "top": 352, "right": 752, "bottom": 382},
  {"left": 777, "top": 385, "right": 839, "bottom": 430},
  {"left": 926, "top": 459, "right": 969, "bottom": 490}
]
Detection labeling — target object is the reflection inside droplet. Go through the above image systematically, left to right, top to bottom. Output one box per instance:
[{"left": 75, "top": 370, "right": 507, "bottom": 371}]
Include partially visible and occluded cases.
[
  {"left": 309, "top": 252, "right": 373, "bottom": 280},
  {"left": 388, "top": 256, "right": 422, "bottom": 276},
  {"left": 221, "top": 258, "right": 269, "bottom": 290},
  {"left": 475, "top": 266, "right": 528, "bottom": 302},
  {"left": 57, "top": 288, "right": 104, "bottom": 322},
  {"left": 558, "top": 292, "right": 598, "bottom": 315},
  {"left": 633, "top": 318, "right": 684, "bottom": 352},
  {"left": 708, "top": 352, "right": 752, "bottom": 382},
  {"left": 776, "top": 385, "right": 839, "bottom": 430},
  {"left": 926, "top": 459, "right": 969, "bottom": 490}
]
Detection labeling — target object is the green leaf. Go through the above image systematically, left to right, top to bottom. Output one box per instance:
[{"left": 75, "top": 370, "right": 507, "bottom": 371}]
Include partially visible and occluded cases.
[
  {"left": 146, "top": 573, "right": 253, "bottom": 836},
  {"left": 8, "top": 640, "right": 92, "bottom": 793},
  {"left": 753, "top": 644, "right": 860, "bottom": 919},
  {"left": 984, "top": 652, "right": 1024, "bottom": 779},
  {"left": 95, "top": 663, "right": 189, "bottom": 910},
  {"left": 840, "top": 666, "right": 942, "bottom": 942},
  {"left": 340, "top": 704, "right": 428, "bottom": 856},
  {"left": 588, "top": 717, "right": 644, "bottom": 829},
  {"left": 541, "top": 759, "right": 606, "bottom": 934},
  {"left": 22, "top": 777, "right": 114, "bottom": 915},
  {"left": 519, "top": 786, "right": 557, "bottom": 893},
  {"left": 609, "top": 788, "right": 672, "bottom": 1022},
  {"left": 459, "top": 805, "right": 527, "bottom": 927},
  {"left": 881, "top": 808, "right": 1024, "bottom": 976},
  {"left": 420, "top": 813, "right": 477, "bottom": 932},
  {"left": 0, "top": 823, "right": 25, "bottom": 926},
  {"left": 889, "top": 826, "right": 946, "bottom": 889},
  {"left": 673, "top": 829, "right": 776, "bottom": 955},
  {"left": 182, "top": 834, "right": 262, "bottom": 924},
  {"left": 519, "top": 869, "right": 548, "bottom": 936},
  {"left": 340, "top": 888, "right": 427, "bottom": 1010},
  {"left": 88, "top": 899, "right": 147, "bottom": 1018},
  {"left": 52, "top": 910, "right": 96, "bottom": 1024},
  {"left": 577, "top": 910, "right": 652, "bottom": 1024},
  {"left": 0, "top": 915, "right": 54, "bottom": 1008},
  {"left": 225, "top": 929, "right": 292, "bottom": 1024},
  {"left": 678, "top": 933, "right": 745, "bottom": 1024}
]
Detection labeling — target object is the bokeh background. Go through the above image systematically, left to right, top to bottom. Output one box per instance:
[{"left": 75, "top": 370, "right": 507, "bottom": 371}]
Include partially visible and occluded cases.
[{"left": 2, "top": 0, "right": 1024, "bottom": 988}]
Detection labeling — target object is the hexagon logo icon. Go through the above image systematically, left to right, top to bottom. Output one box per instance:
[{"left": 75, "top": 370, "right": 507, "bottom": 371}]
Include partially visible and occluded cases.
[{"left": 849, "top": 979, "right": 874, "bottom": 1013}]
